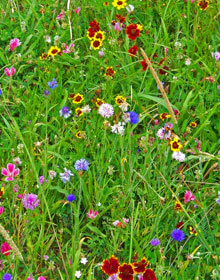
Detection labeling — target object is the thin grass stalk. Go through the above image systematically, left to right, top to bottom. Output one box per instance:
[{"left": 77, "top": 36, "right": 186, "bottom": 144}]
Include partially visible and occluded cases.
[{"left": 140, "top": 48, "right": 177, "bottom": 124}]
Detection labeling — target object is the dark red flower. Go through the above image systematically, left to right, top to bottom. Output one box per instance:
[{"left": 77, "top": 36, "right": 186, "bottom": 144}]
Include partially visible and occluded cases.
[
  {"left": 197, "top": 0, "right": 209, "bottom": 10},
  {"left": 116, "top": 14, "right": 126, "bottom": 23},
  {"left": 89, "top": 20, "right": 100, "bottom": 32},
  {"left": 126, "top": 24, "right": 140, "bottom": 40},
  {"left": 87, "top": 28, "right": 96, "bottom": 39},
  {"left": 128, "top": 45, "right": 138, "bottom": 57},
  {"left": 158, "top": 58, "right": 169, "bottom": 75},
  {"left": 141, "top": 60, "right": 148, "bottom": 71},
  {"left": 176, "top": 221, "right": 184, "bottom": 229},
  {"left": 101, "top": 256, "right": 120, "bottom": 276},
  {"left": 133, "top": 257, "right": 148, "bottom": 273},
  {"left": 118, "top": 263, "right": 134, "bottom": 280},
  {"left": 143, "top": 269, "right": 157, "bottom": 280}
]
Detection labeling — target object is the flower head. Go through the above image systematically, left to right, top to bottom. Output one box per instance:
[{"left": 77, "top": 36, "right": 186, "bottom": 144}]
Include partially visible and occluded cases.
[
  {"left": 112, "top": 0, "right": 127, "bottom": 10},
  {"left": 197, "top": 0, "right": 209, "bottom": 10},
  {"left": 76, "top": 7, "right": 81, "bottom": 14},
  {"left": 126, "top": 24, "right": 141, "bottom": 40},
  {"left": 9, "top": 38, "right": 21, "bottom": 51},
  {"left": 91, "top": 39, "right": 103, "bottom": 50},
  {"left": 128, "top": 45, "right": 138, "bottom": 56},
  {"left": 48, "top": 46, "right": 61, "bottom": 57},
  {"left": 211, "top": 51, "right": 220, "bottom": 62},
  {"left": 4, "top": 67, "right": 16, "bottom": 77},
  {"left": 105, "top": 67, "right": 116, "bottom": 78},
  {"left": 48, "top": 78, "right": 58, "bottom": 90},
  {"left": 72, "top": 93, "right": 84, "bottom": 104},
  {"left": 98, "top": 103, "right": 114, "bottom": 118},
  {"left": 59, "top": 106, "right": 72, "bottom": 118},
  {"left": 129, "top": 111, "right": 139, "bottom": 124},
  {"left": 170, "top": 138, "right": 183, "bottom": 152},
  {"left": 172, "top": 151, "right": 185, "bottom": 162},
  {"left": 74, "top": 159, "right": 89, "bottom": 171},
  {"left": 1, "top": 163, "right": 19, "bottom": 181},
  {"left": 59, "top": 168, "right": 74, "bottom": 183},
  {"left": 184, "top": 191, "right": 195, "bottom": 204},
  {"left": 216, "top": 192, "right": 220, "bottom": 205},
  {"left": 22, "top": 194, "right": 40, "bottom": 210},
  {"left": 67, "top": 194, "right": 76, "bottom": 202},
  {"left": 88, "top": 209, "right": 98, "bottom": 219},
  {"left": 171, "top": 229, "right": 185, "bottom": 242},
  {"left": 150, "top": 238, "right": 160, "bottom": 246},
  {"left": 1, "top": 242, "right": 11, "bottom": 256},
  {"left": 101, "top": 256, "right": 120, "bottom": 276},
  {"left": 80, "top": 257, "right": 88, "bottom": 265},
  {"left": 133, "top": 258, "right": 148, "bottom": 274},
  {"left": 118, "top": 263, "right": 134, "bottom": 280},
  {"left": 143, "top": 269, "right": 157, "bottom": 280},
  {"left": 75, "top": 271, "right": 81, "bottom": 279},
  {"left": 2, "top": 273, "right": 12, "bottom": 280}
]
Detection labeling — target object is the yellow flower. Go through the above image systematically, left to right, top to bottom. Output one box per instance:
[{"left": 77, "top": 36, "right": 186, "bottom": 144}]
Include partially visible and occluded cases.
[
  {"left": 112, "top": 0, "right": 127, "bottom": 10},
  {"left": 197, "top": 0, "right": 209, "bottom": 11},
  {"left": 104, "top": 1, "right": 109, "bottom": 6},
  {"left": 137, "top": 24, "right": 143, "bottom": 31},
  {"left": 94, "top": 31, "right": 105, "bottom": 42},
  {"left": 90, "top": 39, "right": 103, "bottom": 50},
  {"left": 48, "top": 46, "right": 61, "bottom": 57},
  {"left": 40, "top": 52, "right": 48, "bottom": 60},
  {"left": 104, "top": 66, "right": 116, "bottom": 77},
  {"left": 72, "top": 93, "right": 84, "bottom": 104},
  {"left": 115, "top": 95, "right": 126, "bottom": 105},
  {"left": 96, "top": 98, "right": 105, "bottom": 107},
  {"left": 75, "top": 108, "right": 83, "bottom": 116},
  {"left": 190, "top": 122, "right": 197, "bottom": 128},
  {"left": 75, "top": 131, "right": 85, "bottom": 139},
  {"left": 170, "top": 138, "right": 183, "bottom": 152},
  {"left": 121, "top": 158, "right": 127, "bottom": 165},
  {"left": 0, "top": 187, "right": 5, "bottom": 197}
]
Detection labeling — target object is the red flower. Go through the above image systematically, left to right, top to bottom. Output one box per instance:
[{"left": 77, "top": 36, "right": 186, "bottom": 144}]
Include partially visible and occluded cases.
[
  {"left": 116, "top": 14, "right": 126, "bottom": 23},
  {"left": 89, "top": 20, "right": 100, "bottom": 32},
  {"left": 126, "top": 24, "right": 140, "bottom": 40},
  {"left": 87, "top": 28, "right": 96, "bottom": 39},
  {"left": 128, "top": 45, "right": 138, "bottom": 56},
  {"left": 158, "top": 58, "right": 169, "bottom": 75},
  {"left": 141, "top": 60, "right": 148, "bottom": 71},
  {"left": 176, "top": 221, "right": 184, "bottom": 229},
  {"left": 1, "top": 242, "right": 11, "bottom": 256},
  {"left": 101, "top": 256, "right": 120, "bottom": 276},
  {"left": 133, "top": 257, "right": 148, "bottom": 273},
  {"left": 118, "top": 263, "right": 134, "bottom": 280},
  {"left": 143, "top": 269, "right": 157, "bottom": 280}
]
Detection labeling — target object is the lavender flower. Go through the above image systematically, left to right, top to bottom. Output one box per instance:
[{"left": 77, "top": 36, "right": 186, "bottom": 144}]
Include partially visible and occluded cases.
[
  {"left": 48, "top": 78, "right": 58, "bottom": 90},
  {"left": 44, "top": 89, "right": 50, "bottom": 97},
  {"left": 98, "top": 103, "right": 114, "bottom": 118},
  {"left": 59, "top": 106, "right": 72, "bottom": 118},
  {"left": 172, "top": 151, "right": 185, "bottom": 162},
  {"left": 74, "top": 159, "right": 89, "bottom": 171},
  {"left": 59, "top": 168, "right": 74, "bottom": 183},
  {"left": 216, "top": 191, "right": 220, "bottom": 205},
  {"left": 22, "top": 194, "right": 40, "bottom": 210},
  {"left": 171, "top": 229, "right": 185, "bottom": 242},
  {"left": 150, "top": 238, "right": 160, "bottom": 246},
  {"left": 2, "top": 273, "right": 12, "bottom": 280}
]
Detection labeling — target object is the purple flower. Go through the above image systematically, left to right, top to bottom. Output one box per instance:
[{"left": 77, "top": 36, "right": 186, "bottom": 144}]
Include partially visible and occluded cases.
[
  {"left": 48, "top": 78, "right": 58, "bottom": 90},
  {"left": 44, "top": 89, "right": 50, "bottom": 97},
  {"left": 59, "top": 106, "right": 72, "bottom": 118},
  {"left": 129, "top": 111, "right": 139, "bottom": 124},
  {"left": 74, "top": 159, "right": 89, "bottom": 171},
  {"left": 59, "top": 168, "right": 74, "bottom": 183},
  {"left": 39, "top": 176, "right": 47, "bottom": 185},
  {"left": 216, "top": 191, "right": 220, "bottom": 205},
  {"left": 22, "top": 194, "right": 40, "bottom": 210},
  {"left": 67, "top": 194, "right": 76, "bottom": 202},
  {"left": 171, "top": 229, "right": 185, "bottom": 242},
  {"left": 150, "top": 238, "right": 160, "bottom": 246},
  {"left": 2, "top": 273, "right": 12, "bottom": 280}
]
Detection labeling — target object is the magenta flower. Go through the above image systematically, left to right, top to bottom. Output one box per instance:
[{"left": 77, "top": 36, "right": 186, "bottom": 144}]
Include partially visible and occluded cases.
[
  {"left": 76, "top": 7, "right": 81, "bottom": 14},
  {"left": 56, "top": 11, "right": 65, "bottom": 20},
  {"left": 113, "top": 22, "right": 123, "bottom": 32},
  {"left": 9, "top": 38, "right": 21, "bottom": 51},
  {"left": 63, "top": 43, "right": 75, "bottom": 54},
  {"left": 4, "top": 67, "right": 16, "bottom": 77},
  {"left": 196, "top": 141, "right": 201, "bottom": 151},
  {"left": 1, "top": 163, "right": 19, "bottom": 181},
  {"left": 184, "top": 191, "right": 195, "bottom": 204},
  {"left": 22, "top": 194, "right": 40, "bottom": 210},
  {"left": 0, "top": 207, "right": 4, "bottom": 215},
  {"left": 88, "top": 210, "right": 98, "bottom": 219},
  {"left": 1, "top": 242, "right": 11, "bottom": 256}
]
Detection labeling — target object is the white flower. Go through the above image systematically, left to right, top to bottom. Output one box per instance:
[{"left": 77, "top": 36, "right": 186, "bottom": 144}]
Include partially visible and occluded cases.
[
  {"left": 126, "top": 4, "right": 134, "bottom": 13},
  {"left": 44, "top": 35, "right": 51, "bottom": 43},
  {"left": 174, "top": 41, "right": 182, "bottom": 49},
  {"left": 185, "top": 58, "right": 191, "bottom": 66},
  {"left": 119, "top": 102, "right": 128, "bottom": 112},
  {"left": 98, "top": 103, "right": 114, "bottom": 118},
  {"left": 81, "top": 105, "right": 91, "bottom": 113},
  {"left": 122, "top": 112, "right": 130, "bottom": 123},
  {"left": 111, "top": 122, "right": 125, "bottom": 135},
  {"left": 156, "top": 128, "right": 164, "bottom": 139},
  {"left": 172, "top": 151, "right": 186, "bottom": 162},
  {"left": 13, "top": 157, "right": 22, "bottom": 165},
  {"left": 59, "top": 168, "right": 74, "bottom": 183},
  {"left": 49, "top": 170, "right": 57, "bottom": 179},
  {"left": 97, "top": 202, "right": 102, "bottom": 207},
  {"left": 80, "top": 257, "right": 88, "bottom": 265},
  {"left": 75, "top": 271, "right": 81, "bottom": 278}
]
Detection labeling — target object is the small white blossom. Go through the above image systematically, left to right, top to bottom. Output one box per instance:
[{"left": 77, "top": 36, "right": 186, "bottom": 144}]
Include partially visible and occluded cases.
[
  {"left": 185, "top": 58, "right": 191, "bottom": 66},
  {"left": 111, "top": 122, "right": 125, "bottom": 135},
  {"left": 172, "top": 151, "right": 185, "bottom": 162},
  {"left": 80, "top": 257, "right": 88, "bottom": 265},
  {"left": 75, "top": 270, "right": 81, "bottom": 278}
]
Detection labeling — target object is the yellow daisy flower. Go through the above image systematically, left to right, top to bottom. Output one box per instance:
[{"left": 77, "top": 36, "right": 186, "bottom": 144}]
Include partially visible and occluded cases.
[{"left": 112, "top": 0, "right": 127, "bottom": 10}]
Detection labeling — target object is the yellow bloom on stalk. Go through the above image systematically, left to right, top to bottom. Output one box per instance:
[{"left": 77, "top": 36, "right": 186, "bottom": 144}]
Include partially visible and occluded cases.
[
  {"left": 112, "top": 0, "right": 127, "bottom": 10},
  {"left": 197, "top": 0, "right": 209, "bottom": 11},
  {"left": 104, "top": 1, "right": 109, "bottom": 6},
  {"left": 137, "top": 24, "right": 143, "bottom": 31},
  {"left": 94, "top": 31, "right": 105, "bottom": 42},
  {"left": 90, "top": 39, "right": 103, "bottom": 50},
  {"left": 48, "top": 46, "right": 61, "bottom": 57},
  {"left": 72, "top": 93, "right": 84, "bottom": 104},
  {"left": 115, "top": 95, "right": 126, "bottom": 105},
  {"left": 96, "top": 98, "right": 105, "bottom": 107},
  {"left": 75, "top": 108, "right": 83, "bottom": 117},
  {"left": 190, "top": 122, "right": 197, "bottom": 128},
  {"left": 75, "top": 131, "right": 85, "bottom": 139},
  {"left": 170, "top": 138, "right": 183, "bottom": 152},
  {"left": 121, "top": 158, "right": 127, "bottom": 165},
  {"left": 0, "top": 187, "right": 5, "bottom": 197}
]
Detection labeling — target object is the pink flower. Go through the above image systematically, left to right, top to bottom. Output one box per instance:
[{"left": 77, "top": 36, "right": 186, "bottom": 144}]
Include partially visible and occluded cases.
[
  {"left": 126, "top": 4, "right": 134, "bottom": 13},
  {"left": 76, "top": 7, "right": 81, "bottom": 14},
  {"left": 56, "top": 11, "right": 65, "bottom": 20},
  {"left": 113, "top": 22, "right": 123, "bottom": 32},
  {"left": 9, "top": 38, "right": 21, "bottom": 51},
  {"left": 63, "top": 43, "right": 75, "bottom": 54},
  {"left": 165, "top": 47, "right": 168, "bottom": 54},
  {"left": 99, "top": 51, "right": 104, "bottom": 57},
  {"left": 211, "top": 51, "right": 220, "bottom": 62},
  {"left": 4, "top": 67, "right": 16, "bottom": 77},
  {"left": 98, "top": 103, "right": 114, "bottom": 118},
  {"left": 154, "top": 119, "right": 159, "bottom": 125},
  {"left": 196, "top": 141, "right": 201, "bottom": 151},
  {"left": 1, "top": 163, "right": 19, "bottom": 181},
  {"left": 184, "top": 191, "right": 195, "bottom": 204},
  {"left": 22, "top": 194, "right": 40, "bottom": 210},
  {"left": 0, "top": 207, "right": 4, "bottom": 215},
  {"left": 88, "top": 210, "right": 98, "bottom": 219},
  {"left": 122, "top": 218, "right": 129, "bottom": 224},
  {"left": 112, "top": 220, "right": 120, "bottom": 226},
  {"left": 1, "top": 242, "right": 11, "bottom": 256},
  {"left": 38, "top": 277, "right": 46, "bottom": 280}
]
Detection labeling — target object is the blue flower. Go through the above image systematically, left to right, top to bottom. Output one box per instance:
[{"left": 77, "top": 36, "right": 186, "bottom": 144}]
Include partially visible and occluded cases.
[
  {"left": 48, "top": 78, "right": 58, "bottom": 90},
  {"left": 0, "top": 89, "right": 2, "bottom": 96},
  {"left": 44, "top": 89, "right": 50, "bottom": 97},
  {"left": 59, "top": 106, "right": 72, "bottom": 119},
  {"left": 129, "top": 111, "right": 139, "bottom": 124},
  {"left": 74, "top": 159, "right": 89, "bottom": 171},
  {"left": 216, "top": 191, "right": 220, "bottom": 205},
  {"left": 67, "top": 194, "right": 76, "bottom": 202},
  {"left": 171, "top": 229, "right": 185, "bottom": 242},
  {"left": 150, "top": 238, "right": 160, "bottom": 246},
  {"left": 2, "top": 273, "right": 12, "bottom": 280}
]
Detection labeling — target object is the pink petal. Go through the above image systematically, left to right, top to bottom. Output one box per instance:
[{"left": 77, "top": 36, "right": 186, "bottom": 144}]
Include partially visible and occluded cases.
[
  {"left": 4, "top": 68, "right": 10, "bottom": 77},
  {"left": 7, "top": 163, "right": 15, "bottom": 173},
  {"left": 1, "top": 168, "right": 9, "bottom": 176},
  {"left": 13, "top": 168, "right": 19, "bottom": 176},
  {"left": 6, "top": 177, "right": 14, "bottom": 181},
  {"left": 88, "top": 210, "right": 93, "bottom": 215},
  {"left": 94, "top": 211, "right": 98, "bottom": 216}
]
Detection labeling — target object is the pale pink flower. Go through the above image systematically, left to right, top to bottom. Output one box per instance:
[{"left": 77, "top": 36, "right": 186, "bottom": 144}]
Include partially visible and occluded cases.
[
  {"left": 126, "top": 4, "right": 134, "bottom": 13},
  {"left": 76, "top": 7, "right": 81, "bottom": 14},
  {"left": 56, "top": 11, "right": 65, "bottom": 20},
  {"left": 113, "top": 22, "right": 123, "bottom": 32},
  {"left": 9, "top": 38, "right": 21, "bottom": 51},
  {"left": 63, "top": 43, "right": 75, "bottom": 54},
  {"left": 99, "top": 51, "right": 104, "bottom": 57},
  {"left": 211, "top": 51, "right": 220, "bottom": 62},
  {"left": 4, "top": 67, "right": 16, "bottom": 77},
  {"left": 98, "top": 103, "right": 114, "bottom": 118},
  {"left": 196, "top": 141, "right": 201, "bottom": 151},
  {"left": 172, "top": 151, "right": 185, "bottom": 162},
  {"left": 1, "top": 163, "right": 19, "bottom": 181},
  {"left": 184, "top": 191, "right": 195, "bottom": 204},
  {"left": 0, "top": 207, "right": 4, "bottom": 215},
  {"left": 88, "top": 210, "right": 98, "bottom": 219},
  {"left": 122, "top": 218, "right": 129, "bottom": 224},
  {"left": 113, "top": 220, "right": 120, "bottom": 226}
]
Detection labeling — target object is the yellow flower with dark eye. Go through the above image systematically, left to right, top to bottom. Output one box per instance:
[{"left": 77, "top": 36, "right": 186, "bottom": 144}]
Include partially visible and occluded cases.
[
  {"left": 112, "top": 0, "right": 127, "bottom": 10},
  {"left": 197, "top": 0, "right": 209, "bottom": 10},
  {"left": 104, "top": 1, "right": 109, "bottom": 6},
  {"left": 94, "top": 31, "right": 105, "bottom": 42},
  {"left": 91, "top": 39, "right": 103, "bottom": 50},
  {"left": 48, "top": 46, "right": 61, "bottom": 57},
  {"left": 40, "top": 52, "right": 48, "bottom": 60},
  {"left": 104, "top": 67, "right": 116, "bottom": 78},
  {"left": 72, "top": 93, "right": 84, "bottom": 104},
  {"left": 115, "top": 95, "right": 126, "bottom": 105},
  {"left": 96, "top": 98, "right": 105, "bottom": 107},
  {"left": 75, "top": 108, "right": 83, "bottom": 116},
  {"left": 160, "top": 112, "right": 171, "bottom": 121},
  {"left": 190, "top": 122, "right": 197, "bottom": 128},
  {"left": 75, "top": 131, "right": 85, "bottom": 139},
  {"left": 170, "top": 138, "right": 183, "bottom": 152},
  {"left": 0, "top": 187, "right": 5, "bottom": 198},
  {"left": 174, "top": 201, "right": 182, "bottom": 212}
]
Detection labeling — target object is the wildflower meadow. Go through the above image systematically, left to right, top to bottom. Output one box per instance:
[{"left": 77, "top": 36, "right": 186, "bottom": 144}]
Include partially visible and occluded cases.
[{"left": 0, "top": 0, "right": 220, "bottom": 279}]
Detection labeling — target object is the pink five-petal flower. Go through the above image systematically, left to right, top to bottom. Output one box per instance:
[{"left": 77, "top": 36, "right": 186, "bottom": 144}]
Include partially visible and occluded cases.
[
  {"left": 76, "top": 7, "right": 81, "bottom": 14},
  {"left": 56, "top": 11, "right": 65, "bottom": 20},
  {"left": 9, "top": 38, "right": 21, "bottom": 51},
  {"left": 4, "top": 67, "right": 16, "bottom": 77},
  {"left": 1, "top": 163, "right": 19, "bottom": 181},
  {"left": 184, "top": 191, "right": 195, "bottom": 204},
  {"left": 0, "top": 207, "right": 4, "bottom": 215},
  {"left": 88, "top": 209, "right": 98, "bottom": 219},
  {"left": 122, "top": 218, "right": 129, "bottom": 224},
  {"left": 1, "top": 242, "right": 11, "bottom": 256},
  {"left": 38, "top": 277, "right": 46, "bottom": 280}
]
